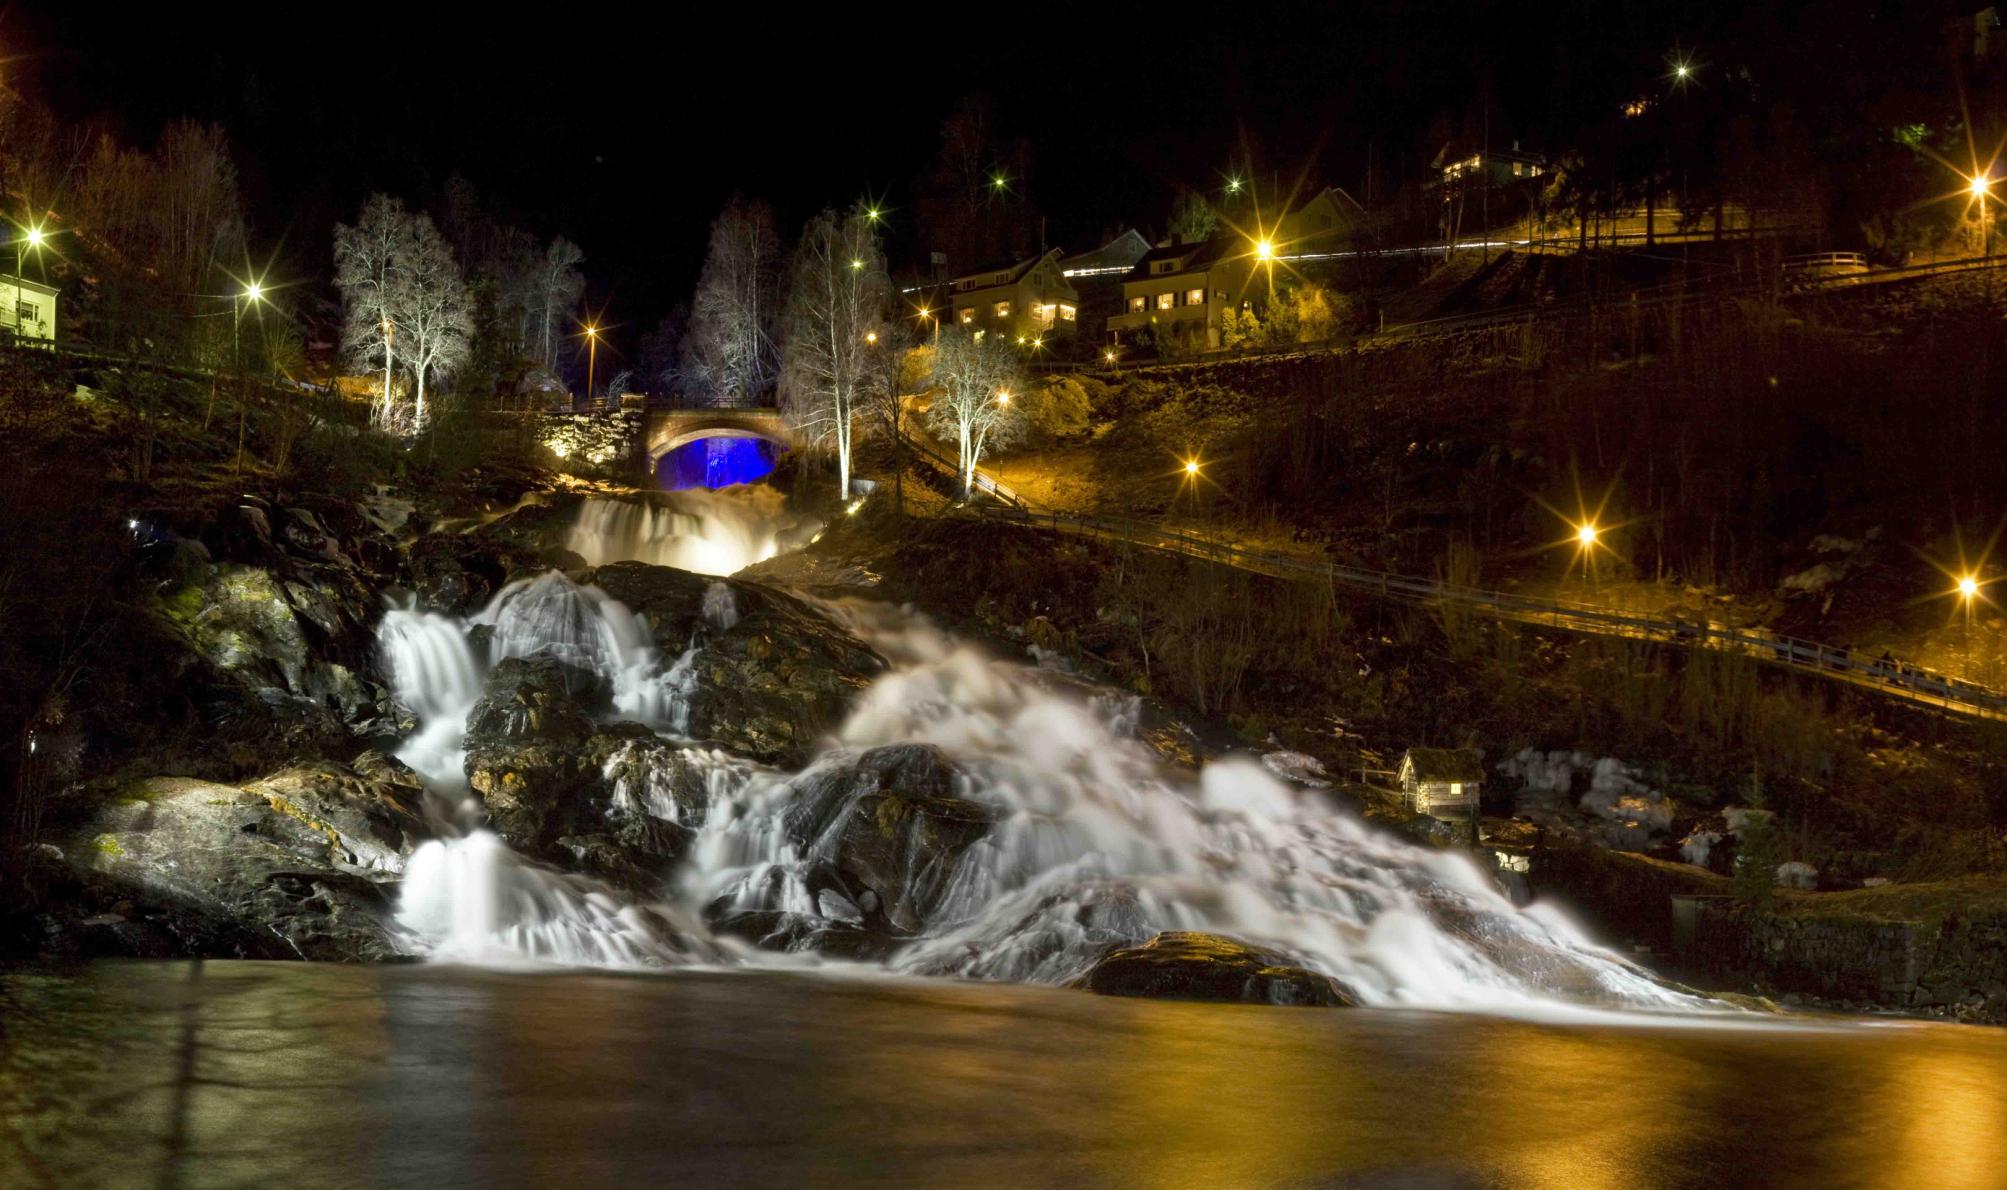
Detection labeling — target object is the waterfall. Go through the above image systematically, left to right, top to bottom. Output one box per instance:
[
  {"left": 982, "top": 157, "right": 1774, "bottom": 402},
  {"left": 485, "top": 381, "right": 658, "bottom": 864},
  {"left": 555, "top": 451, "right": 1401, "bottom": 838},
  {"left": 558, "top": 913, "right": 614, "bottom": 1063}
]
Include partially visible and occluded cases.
[
  {"left": 566, "top": 490, "right": 797, "bottom": 576},
  {"left": 379, "top": 496, "right": 1709, "bottom": 1015},
  {"left": 475, "top": 571, "right": 672, "bottom": 726},
  {"left": 664, "top": 600, "right": 1695, "bottom": 1012},
  {"left": 378, "top": 605, "right": 484, "bottom": 791},
  {"left": 399, "top": 831, "right": 711, "bottom": 967}
]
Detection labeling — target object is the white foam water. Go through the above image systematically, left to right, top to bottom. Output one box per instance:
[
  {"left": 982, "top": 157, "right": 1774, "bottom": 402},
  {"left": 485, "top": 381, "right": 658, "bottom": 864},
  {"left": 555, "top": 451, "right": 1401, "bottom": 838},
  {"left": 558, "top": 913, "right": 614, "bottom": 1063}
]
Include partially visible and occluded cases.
[{"left": 566, "top": 489, "right": 809, "bottom": 577}]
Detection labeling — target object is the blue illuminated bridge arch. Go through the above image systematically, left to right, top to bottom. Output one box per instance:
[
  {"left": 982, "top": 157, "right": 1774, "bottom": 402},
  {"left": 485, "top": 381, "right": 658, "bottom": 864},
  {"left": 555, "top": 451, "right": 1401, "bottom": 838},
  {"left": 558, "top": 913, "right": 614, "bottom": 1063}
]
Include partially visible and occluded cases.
[{"left": 645, "top": 409, "right": 797, "bottom": 490}]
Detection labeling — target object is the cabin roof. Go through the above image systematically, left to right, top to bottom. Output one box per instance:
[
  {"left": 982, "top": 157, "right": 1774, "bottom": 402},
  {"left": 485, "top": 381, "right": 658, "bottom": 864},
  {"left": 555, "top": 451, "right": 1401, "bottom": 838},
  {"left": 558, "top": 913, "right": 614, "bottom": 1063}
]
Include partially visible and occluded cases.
[{"left": 1402, "top": 747, "right": 1486, "bottom": 783}]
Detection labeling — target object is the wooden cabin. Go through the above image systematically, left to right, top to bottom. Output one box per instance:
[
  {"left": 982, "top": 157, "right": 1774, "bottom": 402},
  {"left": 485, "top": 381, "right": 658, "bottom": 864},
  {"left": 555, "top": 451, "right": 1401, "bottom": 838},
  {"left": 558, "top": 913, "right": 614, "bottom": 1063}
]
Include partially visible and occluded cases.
[{"left": 1397, "top": 747, "right": 1484, "bottom": 821}]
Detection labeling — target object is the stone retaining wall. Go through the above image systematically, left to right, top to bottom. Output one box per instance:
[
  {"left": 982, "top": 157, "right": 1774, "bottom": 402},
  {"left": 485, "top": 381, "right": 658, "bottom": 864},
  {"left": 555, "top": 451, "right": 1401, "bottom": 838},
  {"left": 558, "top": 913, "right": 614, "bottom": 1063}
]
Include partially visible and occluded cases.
[{"left": 1673, "top": 896, "right": 2007, "bottom": 1018}]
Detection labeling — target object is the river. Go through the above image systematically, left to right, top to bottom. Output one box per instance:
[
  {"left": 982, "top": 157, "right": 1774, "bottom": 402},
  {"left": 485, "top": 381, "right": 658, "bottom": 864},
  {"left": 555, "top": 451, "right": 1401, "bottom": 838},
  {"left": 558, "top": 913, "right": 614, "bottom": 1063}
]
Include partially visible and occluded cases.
[{"left": 3, "top": 960, "right": 2004, "bottom": 1188}]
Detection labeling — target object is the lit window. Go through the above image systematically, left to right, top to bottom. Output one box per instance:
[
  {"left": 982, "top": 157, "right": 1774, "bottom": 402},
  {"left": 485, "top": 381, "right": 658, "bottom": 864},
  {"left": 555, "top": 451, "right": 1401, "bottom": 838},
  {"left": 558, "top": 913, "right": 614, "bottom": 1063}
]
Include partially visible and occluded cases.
[
  {"left": 1512, "top": 161, "right": 1523, "bottom": 177},
  {"left": 1185, "top": 288, "right": 1205, "bottom": 306},
  {"left": 1215, "top": 289, "right": 1227, "bottom": 300},
  {"left": 1156, "top": 292, "right": 1175, "bottom": 310},
  {"left": 1128, "top": 296, "right": 1146, "bottom": 313},
  {"left": 994, "top": 300, "right": 1011, "bottom": 318},
  {"left": 17, "top": 302, "right": 35, "bottom": 321},
  {"left": 1034, "top": 303, "right": 1055, "bottom": 328},
  {"left": 1059, "top": 304, "right": 1076, "bottom": 321},
  {"left": 958, "top": 308, "right": 975, "bottom": 324}
]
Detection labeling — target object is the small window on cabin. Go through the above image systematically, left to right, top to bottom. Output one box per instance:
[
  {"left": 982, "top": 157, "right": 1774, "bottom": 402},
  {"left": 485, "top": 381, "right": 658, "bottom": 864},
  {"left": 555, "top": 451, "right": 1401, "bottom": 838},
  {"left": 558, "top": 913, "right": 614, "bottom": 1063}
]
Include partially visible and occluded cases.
[
  {"left": 1513, "top": 161, "right": 1523, "bottom": 177},
  {"left": 1154, "top": 261, "right": 1173, "bottom": 274},
  {"left": 1185, "top": 288, "right": 1205, "bottom": 306},
  {"left": 1156, "top": 292, "right": 1175, "bottom": 311},
  {"left": 1128, "top": 296, "right": 1146, "bottom": 314},
  {"left": 994, "top": 300, "right": 1011, "bottom": 318},
  {"left": 17, "top": 302, "right": 35, "bottom": 322},
  {"left": 1059, "top": 304, "right": 1076, "bottom": 321},
  {"left": 958, "top": 308, "right": 975, "bottom": 324}
]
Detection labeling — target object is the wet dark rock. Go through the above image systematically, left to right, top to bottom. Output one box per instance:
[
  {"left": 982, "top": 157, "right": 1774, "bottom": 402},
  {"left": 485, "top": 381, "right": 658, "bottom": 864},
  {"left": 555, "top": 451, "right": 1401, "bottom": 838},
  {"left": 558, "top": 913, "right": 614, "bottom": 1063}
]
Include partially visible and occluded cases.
[
  {"left": 408, "top": 532, "right": 511, "bottom": 615},
  {"left": 583, "top": 561, "right": 884, "bottom": 766},
  {"left": 464, "top": 656, "right": 606, "bottom": 745},
  {"left": 797, "top": 745, "right": 995, "bottom": 936},
  {"left": 241, "top": 753, "right": 431, "bottom": 872},
  {"left": 50, "top": 775, "right": 416, "bottom": 961},
  {"left": 710, "top": 908, "right": 896, "bottom": 961},
  {"left": 1081, "top": 931, "right": 1356, "bottom": 1007}
]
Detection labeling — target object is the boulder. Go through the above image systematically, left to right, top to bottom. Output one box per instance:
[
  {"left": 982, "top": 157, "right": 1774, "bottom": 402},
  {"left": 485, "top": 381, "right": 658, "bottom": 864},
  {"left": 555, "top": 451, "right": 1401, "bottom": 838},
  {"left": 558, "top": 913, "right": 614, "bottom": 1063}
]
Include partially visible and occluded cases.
[
  {"left": 408, "top": 532, "right": 512, "bottom": 615},
  {"left": 584, "top": 561, "right": 883, "bottom": 766},
  {"left": 464, "top": 656, "right": 605, "bottom": 745},
  {"left": 709, "top": 744, "right": 997, "bottom": 949},
  {"left": 791, "top": 744, "right": 995, "bottom": 935},
  {"left": 241, "top": 752, "right": 431, "bottom": 872},
  {"left": 54, "top": 775, "right": 417, "bottom": 961},
  {"left": 1081, "top": 931, "right": 1356, "bottom": 1007}
]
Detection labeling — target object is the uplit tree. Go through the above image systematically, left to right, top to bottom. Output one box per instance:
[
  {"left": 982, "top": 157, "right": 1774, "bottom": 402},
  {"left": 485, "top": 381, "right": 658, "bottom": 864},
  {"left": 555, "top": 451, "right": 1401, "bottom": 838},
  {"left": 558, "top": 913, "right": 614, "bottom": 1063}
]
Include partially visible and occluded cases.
[
  {"left": 332, "top": 193, "right": 415, "bottom": 427},
  {"left": 683, "top": 198, "right": 782, "bottom": 407},
  {"left": 779, "top": 205, "right": 887, "bottom": 499},
  {"left": 391, "top": 214, "right": 475, "bottom": 429},
  {"left": 531, "top": 237, "right": 586, "bottom": 372},
  {"left": 925, "top": 325, "right": 1026, "bottom": 498}
]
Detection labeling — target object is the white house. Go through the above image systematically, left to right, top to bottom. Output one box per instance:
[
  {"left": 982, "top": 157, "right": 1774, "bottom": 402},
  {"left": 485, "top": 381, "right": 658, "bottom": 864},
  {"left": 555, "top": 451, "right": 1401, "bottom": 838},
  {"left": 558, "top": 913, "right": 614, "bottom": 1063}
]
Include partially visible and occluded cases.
[{"left": 0, "top": 274, "right": 57, "bottom": 343}]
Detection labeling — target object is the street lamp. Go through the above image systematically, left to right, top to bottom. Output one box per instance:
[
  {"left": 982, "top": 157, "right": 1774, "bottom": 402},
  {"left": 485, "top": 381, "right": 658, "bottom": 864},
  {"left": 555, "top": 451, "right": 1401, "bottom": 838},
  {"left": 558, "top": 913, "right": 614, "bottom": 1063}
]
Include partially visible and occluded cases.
[
  {"left": 1973, "top": 173, "right": 1996, "bottom": 263},
  {"left": 1253, "top": 238, "right": 1274, "bottom": 262},
  {"left": 232, "top": 280, "right": 266, "bottom": 473},
  {"left": 584, "top": 325, "right": 599, "bottom": 409},
  {"left": 1184, "top": 458, "right": 1200, "bottom": 476},
  {"left": 1576, "top": 522, "right": 1599, "bottom": 547}
]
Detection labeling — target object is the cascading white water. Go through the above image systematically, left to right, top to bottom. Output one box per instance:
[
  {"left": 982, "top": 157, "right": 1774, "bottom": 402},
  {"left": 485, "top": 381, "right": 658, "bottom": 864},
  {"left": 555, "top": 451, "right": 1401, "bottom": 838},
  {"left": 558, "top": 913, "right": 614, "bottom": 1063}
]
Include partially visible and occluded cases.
[
  {"left": 566, "top": 488, "right": 813, "bottom": 576},
  {"left": 380, "top": 493, "right": 1707, "bottom": 1012},
  {"left": 475, "top": 571, "right": 674, "bottom": 726},
  {"left": 667, "top": 600, "right": 1695, "bottom": 1011},
  {"left": 378, "top": 605, "right": 484, "bottom": 791}
]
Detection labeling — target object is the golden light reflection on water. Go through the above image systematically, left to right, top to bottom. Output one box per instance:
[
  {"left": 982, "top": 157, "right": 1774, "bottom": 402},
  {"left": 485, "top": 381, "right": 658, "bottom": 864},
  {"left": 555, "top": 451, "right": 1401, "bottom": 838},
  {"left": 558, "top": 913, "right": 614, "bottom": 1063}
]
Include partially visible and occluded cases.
[
  {"left": 8, "top": 964, "right": 2007, "bottom": 1188},
  {"left": 1884, "top": 1032, "right": 2007, "bottom": 1189}
]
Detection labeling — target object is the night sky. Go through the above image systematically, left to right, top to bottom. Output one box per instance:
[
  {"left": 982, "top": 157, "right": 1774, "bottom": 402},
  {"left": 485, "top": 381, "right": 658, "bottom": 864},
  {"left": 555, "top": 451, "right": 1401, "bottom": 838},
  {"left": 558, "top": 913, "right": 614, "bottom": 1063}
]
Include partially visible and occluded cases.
[{"left": 8, "top": 0, "right": 1895, "bottom": 348}]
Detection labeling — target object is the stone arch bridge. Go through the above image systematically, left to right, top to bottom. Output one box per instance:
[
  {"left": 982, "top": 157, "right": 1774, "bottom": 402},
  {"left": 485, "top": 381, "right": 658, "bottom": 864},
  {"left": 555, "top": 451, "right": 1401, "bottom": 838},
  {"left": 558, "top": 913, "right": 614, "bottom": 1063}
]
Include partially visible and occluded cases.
[{"left": 645, "top": 407, "right": 795, "bottom": 464}]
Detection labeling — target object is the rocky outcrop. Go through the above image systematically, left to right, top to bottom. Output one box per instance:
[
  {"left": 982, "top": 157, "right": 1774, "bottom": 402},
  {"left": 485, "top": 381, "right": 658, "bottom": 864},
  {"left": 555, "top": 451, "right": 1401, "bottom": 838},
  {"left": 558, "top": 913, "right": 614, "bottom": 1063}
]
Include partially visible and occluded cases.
[
  {"left": 584, "top": 561, "right": 883, "bottom": 766},
  {"left": 707, "top": 744, "right": 998, "bottom": 954},
  {"left": 783, "top": 744, "right": 996, "bottom": 935},
  {"left": 51, "top": 772, "right": 423, "bottom": 961},
  {"left": 1081, "top": 931, "right": 1356, "bottom": 1007}
]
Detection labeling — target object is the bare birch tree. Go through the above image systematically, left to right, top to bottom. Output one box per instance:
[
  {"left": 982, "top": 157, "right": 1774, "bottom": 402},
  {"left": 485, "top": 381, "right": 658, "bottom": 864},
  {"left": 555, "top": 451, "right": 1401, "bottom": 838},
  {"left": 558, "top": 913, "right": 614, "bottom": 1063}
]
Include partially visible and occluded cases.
[
  {"left": 333, "top": 194, "right": 415, "bottom": 427},
  {"left": 683, "top": 198, "right": 781, "bottom": 407},
  {"left": 779, "top": 206, "right": 887, "bottom": 500},
  {"left": 391, "top": 214, "right": 475, "bottom": 429},
  {"left": 532, "top": 237, "right": 585, "bottom": 372},
  {"left": 925, "top": 325, "right": 1026, "bottom": 498}
]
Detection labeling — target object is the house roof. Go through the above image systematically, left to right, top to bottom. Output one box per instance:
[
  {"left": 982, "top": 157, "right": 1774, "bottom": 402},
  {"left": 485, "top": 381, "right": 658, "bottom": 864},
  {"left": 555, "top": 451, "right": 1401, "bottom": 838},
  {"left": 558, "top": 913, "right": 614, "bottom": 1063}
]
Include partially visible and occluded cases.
[
  {"left": 1061, "top": 229, "right": 1151, "bottom": 274},
  {"left": 1122, "top": 236, "right": 1229, "bottom": 282},
  {"left": 949, "top": 247, "right": 1064, "bottom": 290},
  {"left": 1402, "top": 747, "right": 1486, "bottom": 783}
]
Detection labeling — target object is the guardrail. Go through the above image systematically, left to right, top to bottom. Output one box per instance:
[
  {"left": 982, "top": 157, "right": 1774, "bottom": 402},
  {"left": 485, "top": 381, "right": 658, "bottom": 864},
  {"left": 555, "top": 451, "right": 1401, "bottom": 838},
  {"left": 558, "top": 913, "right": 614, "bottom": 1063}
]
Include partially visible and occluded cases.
[{"left": 933, "top": 493, "right": 2006, "bottom": 721}]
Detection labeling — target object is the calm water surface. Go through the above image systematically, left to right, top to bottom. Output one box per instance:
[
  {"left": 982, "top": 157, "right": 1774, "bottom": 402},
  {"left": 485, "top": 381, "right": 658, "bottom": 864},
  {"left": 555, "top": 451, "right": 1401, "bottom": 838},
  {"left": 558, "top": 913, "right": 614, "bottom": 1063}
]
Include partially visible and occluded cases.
[{"left": 2, "top": 961, "right": 2003, "bottom": 1189}]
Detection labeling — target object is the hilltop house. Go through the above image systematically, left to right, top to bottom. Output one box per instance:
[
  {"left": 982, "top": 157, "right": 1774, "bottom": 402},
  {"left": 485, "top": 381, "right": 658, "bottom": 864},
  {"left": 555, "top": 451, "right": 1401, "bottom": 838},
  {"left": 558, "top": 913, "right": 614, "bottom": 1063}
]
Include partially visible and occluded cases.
[
  {"left": 1431, "top": 141, "right": 1547, "bottom": 192},
  {"left": 1268, "top": 185, "right": 1368, "bottom": 256},
  {"left": 1105, "top": 237, "right": 1250, "bottom": 351},
  {"left": 948, "top": 248, "right": 1080, "bottom": 341},
  {"left": 1, "top": 273, "right": 57, "bottom": 343},
  {"left": 1397, "top": 747, "right": 1484, "bottom": 821}
]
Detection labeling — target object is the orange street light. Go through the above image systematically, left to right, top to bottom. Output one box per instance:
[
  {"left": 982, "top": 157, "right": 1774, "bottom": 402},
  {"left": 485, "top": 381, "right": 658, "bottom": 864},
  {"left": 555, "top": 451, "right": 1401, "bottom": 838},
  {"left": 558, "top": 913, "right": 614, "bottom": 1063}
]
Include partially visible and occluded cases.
[
  {"left": 1253, "top": 238, "right": 1275, "bottom": 262},
  {"left": 996, "top": 390, "right": 1011, "bottom": 406},
  {"left": 1184, "top": 458, "right": 1200, "bottom": 476},
  {"left": 1576, "top": 522, "right": 1599, "bottom": 547},
  {"left": 1960, "top": 575, "right": 1981, "bottom": 600}
]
